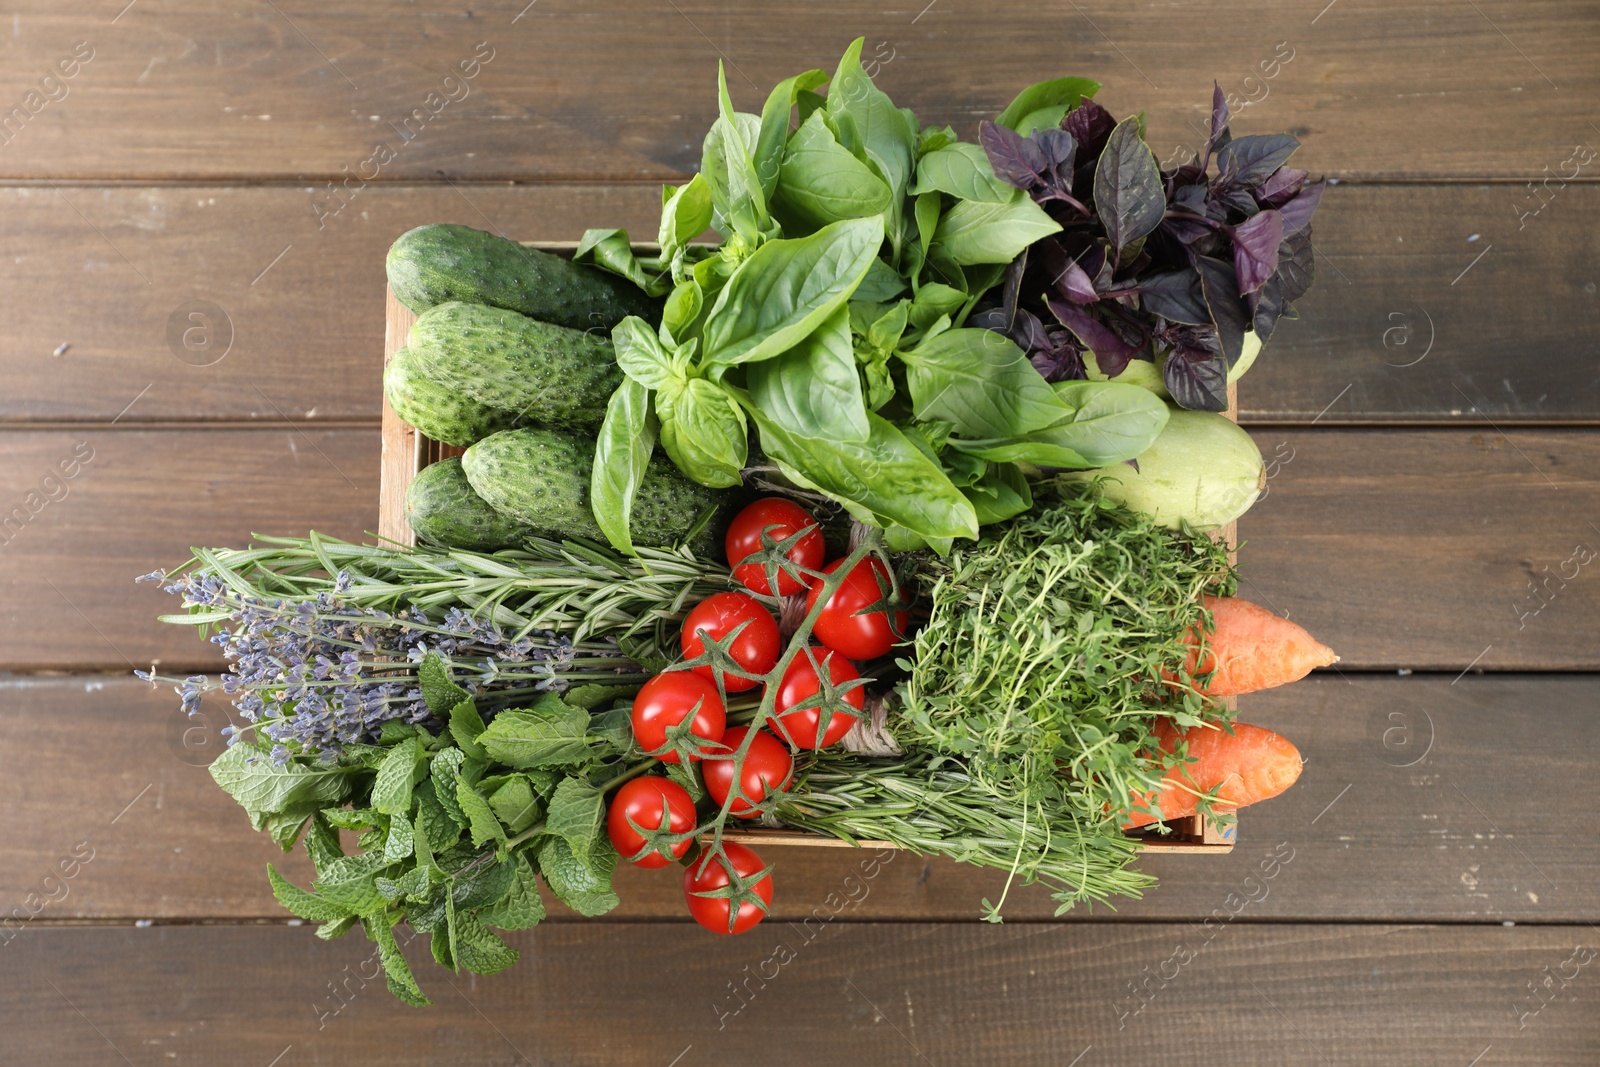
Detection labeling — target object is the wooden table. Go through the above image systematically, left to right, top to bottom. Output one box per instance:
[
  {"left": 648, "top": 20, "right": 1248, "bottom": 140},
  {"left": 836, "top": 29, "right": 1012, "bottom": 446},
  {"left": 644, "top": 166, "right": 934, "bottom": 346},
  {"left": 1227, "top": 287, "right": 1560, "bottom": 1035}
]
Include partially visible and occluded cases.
[{"left": 2, "top": 3, "right": 1596, "bottom": 1062}]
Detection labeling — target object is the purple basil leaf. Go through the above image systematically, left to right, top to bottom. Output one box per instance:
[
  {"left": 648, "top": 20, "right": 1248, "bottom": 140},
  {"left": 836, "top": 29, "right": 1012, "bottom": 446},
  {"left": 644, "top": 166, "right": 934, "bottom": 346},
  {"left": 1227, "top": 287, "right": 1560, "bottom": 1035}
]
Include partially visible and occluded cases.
[
  {"left": 1202, "top": 82, "right": 1229, "bottom": 169},
  {"left": 1062, "top": 98, "right": 1116, "bottom": 160},
  {"left": 1093, "top": 117, "right": 1165, "bottom": 256},
  {"left": 979, "top": 119, "right": 1047, "bottom": 190},
  {"left": 1033, "top": 128, "right": 1078, "bottom": 184},
  {"left": 1217, "top": 134, "right": 1300, "bottom": 187},
  {"left": 1256, "top": 166, "right": 1308, "bottom": 206},
  {"left": 1277, "top": 178, "right": 1325, "bottom": 235},
  {"left": 1171, "top": 180, "right": 1208, "bottom": 213},
  {"left": 1212, "top": 185, "right": 1260, "bottom": 218},
  {"left": 1231, "top": 209, "right": 1284, "bottom": 294},
  {"left": 1163, "top": 214, "right": 1214, "bottom": 247},
  {"left": 1275, "top": 230, "right": 1315, "bottom": 301},
  {"left": 1037, "top": 237, "right": 1098, "bottom": 304},
  {"left": 1001, "top": 245, "right": 1029, "bottom": 328},
  {"left": 1194, "top": 256, "right": 1249, "bottom": 365},
  {"left": 1137, "top": 270, "right": 1210, "bottom": 325},
  {"left": 1252, "top": 275, "right": 1286, "bottom": 343},
  {"left": 1045, "top": 297, "right": 1141, "bottom": 377},
  {"left": 969, "top": 306, "right": 1011, "bottom": 332},
  {"left": 1014, "top": 307, "right": 1052, "bottom": 354},
  {"left": 1031, "top": 335, "right": 1087, "bottom": 382},
  {"left": 1163, "top": 346, "right": 1230, "bottom": 412}
]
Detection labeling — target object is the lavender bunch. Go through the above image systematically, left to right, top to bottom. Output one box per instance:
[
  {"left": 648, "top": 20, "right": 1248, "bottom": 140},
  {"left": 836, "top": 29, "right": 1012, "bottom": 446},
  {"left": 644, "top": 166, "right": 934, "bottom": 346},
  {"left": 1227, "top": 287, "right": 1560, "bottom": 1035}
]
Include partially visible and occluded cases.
[{"left": 137, "top": 570, "right": 646, "bottom": 757}]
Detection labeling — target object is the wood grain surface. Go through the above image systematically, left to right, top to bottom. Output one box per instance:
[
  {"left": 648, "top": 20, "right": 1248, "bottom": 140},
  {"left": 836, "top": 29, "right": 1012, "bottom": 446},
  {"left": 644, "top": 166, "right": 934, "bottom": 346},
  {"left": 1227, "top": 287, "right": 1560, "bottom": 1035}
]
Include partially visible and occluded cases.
[
  {"left": 0, "top": 1, "right": 1592, "bottom": 181},
  {"left": 3, "top": 182, "right": 1595, "bottom": 424},
  {"left": 0, "top": 427, "right": 1590, "bottom": 671},
  {"left": 3, "top": 673, "right": 1590, "bottom": 925},
  {"left": 5, "top": 923, "right": 1592, "bottom": 1065}
]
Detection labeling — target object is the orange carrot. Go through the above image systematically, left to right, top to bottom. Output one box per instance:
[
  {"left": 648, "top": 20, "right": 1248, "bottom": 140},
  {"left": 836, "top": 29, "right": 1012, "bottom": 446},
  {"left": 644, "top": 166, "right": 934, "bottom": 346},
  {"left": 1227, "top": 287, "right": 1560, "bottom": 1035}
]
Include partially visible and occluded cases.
[
  {"left": 1179, "top": 594, "right": 1337, "bottom": 696},
  {"left": 1123, "top": 720, "right": 1303, "bottom": 828}
]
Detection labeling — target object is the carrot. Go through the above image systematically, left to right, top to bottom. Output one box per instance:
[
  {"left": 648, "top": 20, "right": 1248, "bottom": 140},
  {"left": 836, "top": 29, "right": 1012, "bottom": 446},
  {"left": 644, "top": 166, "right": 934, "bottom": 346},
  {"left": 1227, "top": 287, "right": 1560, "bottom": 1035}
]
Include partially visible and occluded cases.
[
  {"left": 1179, "top": 594, "right": 1337, "bottom": 696},
  {"left": 1123, "top": 720, "right": 1303, "bottom": 828}
]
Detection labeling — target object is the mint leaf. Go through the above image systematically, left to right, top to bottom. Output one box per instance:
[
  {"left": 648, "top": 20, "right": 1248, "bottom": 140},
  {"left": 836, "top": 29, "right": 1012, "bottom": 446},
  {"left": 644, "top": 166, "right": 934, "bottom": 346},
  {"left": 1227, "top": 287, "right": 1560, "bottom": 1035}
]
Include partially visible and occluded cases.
[
  {"left": 419, "top": 651, "right": 472, "bottom": 718},
  {"left": 563, "top": 683, "right": 636, "bottom": 711},
  {"left": 477, "top": 694, "right": 593, "bottom": 769},
  {"left": 448, "top": 699, "right": 488, "bottom": 761},
  {"left": 588, "top": 706, "right": 634, "bottom": 755},
  {"left": 378, "top": 721, "right": 419, "bottom": 744},
  {"left": 372, "top": 737, "right": 423, "bottom": 816},
  {"left": 209, "top": 742, "right": 353, "bottom": 830},
  {"left": 429, "top": 748, "right": 468, "bottom": 825},
  {"left": 666, "top": 761, "right": 706, "bottom": 803},
  {"left": 488, "top": 777, "right": 541, "bottom": 834},
  {"left": 545, "top": 777, "right": 605, "bottom": 865},
  {"left": 456, "top": 779, "right": 507, "bottom": 848},
  {"left": 414, "top": 781, "right": 463, "bottom": 853},
  {"left": 321, "top": 807, "right": 383, "bottom": 832},
  {"left": 263, "top": 810, "right": 311, "bottom": 850},
  {"left": 305, "top": 812, "right": 344, "bottom": 870},
  {"left": 383, "top": 812, "right": 415, "bottom": 864},
  {"left": 537, "top": 836, "right": 619, "bottom": 917},
  {"left": 314, "top": 852, "right": 392, "bottom": 915},
  {"left": 477, "top": 852, "right": 545, "bottom": 931},
  {"left": 452, "top": 855, "right": 517, "bottom": 910},
  {"left": 267, "top": 864, "right": 352, "bottom": 922},
  {"left": 452, "top": 911, "right": 519, "bottom": 976},
  {"left": 363, "top": 914, "right": 430, "bottom": 1006},
  {"left": 315, "top": 915, "right": 358, "bottom": 941}
]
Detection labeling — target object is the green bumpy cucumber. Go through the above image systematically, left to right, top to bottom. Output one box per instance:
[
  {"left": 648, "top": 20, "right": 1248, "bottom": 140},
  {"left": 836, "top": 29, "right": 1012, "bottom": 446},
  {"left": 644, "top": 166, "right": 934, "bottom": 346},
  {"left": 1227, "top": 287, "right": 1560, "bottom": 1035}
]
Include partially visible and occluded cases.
[
  {"left": 386, "top": 223, "right": 660, "bottom": 330},
  {"left": 408, "top": 301, "right": 621, "bottom": 432},
  {"left": 384, "top": 345, "right": 522, "bottom": 447},
  {"left": 462, "top": 427, "right": 728, "bottom": 550},
  {"left": 406, "top": 457, "right": 543, "bottom": 551}
]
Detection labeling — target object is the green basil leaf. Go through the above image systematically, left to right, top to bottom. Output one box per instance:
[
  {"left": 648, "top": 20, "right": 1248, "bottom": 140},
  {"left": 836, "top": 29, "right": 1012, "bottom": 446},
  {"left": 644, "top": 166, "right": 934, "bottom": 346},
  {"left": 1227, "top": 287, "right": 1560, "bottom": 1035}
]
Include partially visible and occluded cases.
[
  {"left": 826, "top": 36, "right": 917, "bottom": 257},
  {"left": 756, "top": 67, "right": 829, "bottom": 201},
  {"left": 995, "top": 76, "right": 1102, "bottom": 132},
  {"left": 701, "top": 83, "right": 764, "bottom": 240},
  {"left": 773, "top": 109, "right": 892, "bottom": 231},
  {"left": 1094, "top": 117, "right": 1165, "bottom": 256},
  {"left": 917, "top": 123, "right": 958, "bottom": 156},
  {"left": 910, "top": 142, "right": 1014, "bottom": 204},
  {"left": 657, "top": 174, "right": 714, "bottom": 262},
  {"left": 914, "top": 190, "right": 941, "bottom": 258},
  {"left": 931, "top": 190, "right": 1062, "bottom": 265},
  {"left": 701, "top": 215, "right": 884, "bottom": 367},
  {"left": 572, "top": 227, "right": 650, "bottom": 290},
  {"left": 853, "top": 256, "right": 908, "bottom": 303},
  {"left": 659, "top": 280, "right": 704, "bottom": 347},
  {"left": 908, "top": 282, "right": 966, "bottom": 332},
  {"left": 866, "top": 300, "right": 909, "bottom": 353},
  {"left": 745, "top": 303, "right": 870, "bottom": 444},
  {"left": 611, "top": 316, "right": 677, "bottom": 391},
  {"left": 901, "top": 328, "right": 1068, "bottom": 438},
  {"left": 590, "top": 378, "right": 657, "bottom": 555},
  {"left": 657, "top": 378, "right": 748, "bottom": 488},
  {"left": 949, "top": 380, "right": 1170, "bottom": 467},
  {"left": 753, "top": 409, "right": 978, "bottom": 541},
  {"left": 964, "top": 462, "right": 1034, "bottom": 526}
]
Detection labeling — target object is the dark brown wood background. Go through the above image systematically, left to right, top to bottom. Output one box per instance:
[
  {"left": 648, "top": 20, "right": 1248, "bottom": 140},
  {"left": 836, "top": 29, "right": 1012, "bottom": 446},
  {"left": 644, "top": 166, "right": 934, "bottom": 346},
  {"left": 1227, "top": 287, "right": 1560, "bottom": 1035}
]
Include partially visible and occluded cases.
[{"left": 2, "top": 2, "right": 1596, "bottom": 1063}]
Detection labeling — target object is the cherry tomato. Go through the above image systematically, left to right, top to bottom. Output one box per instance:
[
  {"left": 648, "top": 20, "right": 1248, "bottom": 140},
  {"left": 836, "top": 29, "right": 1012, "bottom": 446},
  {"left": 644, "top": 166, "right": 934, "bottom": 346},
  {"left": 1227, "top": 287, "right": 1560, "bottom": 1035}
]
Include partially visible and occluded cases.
[
  {"left": 725, "top": 497, "right": 825, "bottom": 597},
  {"left": 805, "top": 557, "right": 909, "bottom": 661},
  {"left": 681, "top": 591, "right": 781, "bottom": 693},
  {"left": 771, "top": 647, "right": 865, "bottom": 749},
  {"left": 630, "top": 671, "right": 726, "bottom": 764},
  {"left": 701, "top": 726, "right": 794, "bottom": 818},
  {"left": 606, "top": 776, "right": 697, "bottom": 869},
  {"left": 684, "top": 842, "right": 773, "bottom": 935}
]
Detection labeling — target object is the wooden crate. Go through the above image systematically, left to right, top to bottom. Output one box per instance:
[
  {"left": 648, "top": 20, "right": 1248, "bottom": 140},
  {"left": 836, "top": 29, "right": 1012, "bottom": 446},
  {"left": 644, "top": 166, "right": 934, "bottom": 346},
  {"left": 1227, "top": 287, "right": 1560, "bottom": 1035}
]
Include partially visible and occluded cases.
[{"left": 380, "top": 244, "right": 1236, "bottom": 855}]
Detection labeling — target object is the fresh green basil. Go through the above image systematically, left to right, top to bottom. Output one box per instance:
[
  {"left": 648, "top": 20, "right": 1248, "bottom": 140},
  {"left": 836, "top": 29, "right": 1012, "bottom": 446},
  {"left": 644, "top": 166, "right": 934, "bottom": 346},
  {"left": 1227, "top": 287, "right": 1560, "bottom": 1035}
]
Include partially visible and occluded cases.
[
  {"left": 826, "top": 37, "right": 918, "bottom": 259},
  {"left": 702, "top": 66, "right": 766, "bottom": 241},
  {"left": 756, "top": 68, "right": 830, "bottom": 201},
  {"left": 994, "top": 76, "right": 1102, "bottom": 134},
  {"left": 773, "top": 110, "right": 893, "bottom": 231},
  {"left": 910, "top": 142, "right": 1014, "bottom": 204},
  {"left": 657, "top": 174, "right": 713, "bottom": 266},
  {"left": 931, "top": 190, "right": 1062, "bottom": 265},
  {"left": 700, "top": 215, "right": 884, "bottom": 367},
  {"left": 572, "top": 228, "right": 651, "bottom": 291},
  {"left": 854, "top": 255, "right": 909, "bottom": 302},
  {"left": 659, "top": 279, "right": 704, "bottom": 347},
  {"left": 909, "top": 282, "right": 966, "bottom": 332},
  {"left": 865, "top": 300, "right": 909, "bottom": 353},
  {"left": 743, "top": 304, "right": 870, "bottom": 444},
  {"left": 610, "top": 316, "right": 679, "bottom": 391},
  {"left": 900, "top": 327, "right": 1067, "bottom": 438},
  {"left": 656, "top": 377, "right": 748, "bottom": 488},
  {"left": 589, "top": 378, "right": 657, "bottom": 555},
  {"left": 947, "top": 380, "right": 1169, "bottom": 468},
  {"left": 753, "top": 410, "right": 978, "bottom": 541},
  {"left": 964, "top": 462, "right": 1034, "bottom": 525}
]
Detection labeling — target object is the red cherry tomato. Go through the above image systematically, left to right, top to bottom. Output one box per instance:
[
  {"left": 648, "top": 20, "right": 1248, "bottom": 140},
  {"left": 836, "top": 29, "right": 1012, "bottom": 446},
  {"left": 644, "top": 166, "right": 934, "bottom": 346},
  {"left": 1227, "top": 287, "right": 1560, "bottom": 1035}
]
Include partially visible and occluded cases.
[
  {"left": 725, "top": 497, "right": 825, "bottom": 597},
  {"left": 805, "top": 557, "right": 908, "bottom": 661},
  {"left": 681, "top": 591, "right": 781, "bottom": 693},
  {"left": 772, "top": 647, "right": 865, "bottom": 749},
  {"left": 630, "top": 671, "right": 726, "bottom": 764},
  {"left": 700, "top": 726, "right": 794, "bottom": 818},
  {"left": 606, "top": 776, "right": 697, "bottom": 869},
  {"left": 684, "top": 842, "right": 773, "bottom": 935}
]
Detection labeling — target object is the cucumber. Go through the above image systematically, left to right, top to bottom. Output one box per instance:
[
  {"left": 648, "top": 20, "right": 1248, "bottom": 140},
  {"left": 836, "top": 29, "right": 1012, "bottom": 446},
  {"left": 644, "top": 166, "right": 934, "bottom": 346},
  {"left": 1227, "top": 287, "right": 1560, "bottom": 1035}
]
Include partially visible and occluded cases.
[
  {"left": 386, "top": 223, "right": 659, "bottom": 330},
  {"left": 408, "top": 302, "right": 621, "bottom": 432},
  {"left": 384, "top": 345, "right": 522, "bottom": 447},
  {"left": 462, "top": 427, "right": 728, "bottom": 550},
  {"left": 405, "top": 457, "right": 541, "bottom": 551}
]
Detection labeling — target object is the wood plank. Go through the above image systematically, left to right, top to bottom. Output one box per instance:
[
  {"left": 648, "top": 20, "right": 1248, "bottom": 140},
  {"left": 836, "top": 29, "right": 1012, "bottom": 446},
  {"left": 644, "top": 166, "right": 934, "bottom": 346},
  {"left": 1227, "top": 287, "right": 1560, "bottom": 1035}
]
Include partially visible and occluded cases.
[
  {"left": 0, "top": 1, "right": 1593, "bottom": 181},
  {"left": 3, "top": 182, "right": 1595, "bottom": 425},
  {"left": 2, "top": 426, "right": 1593, "bottom": 671},
  {"left": 6, "top": 674, "right": 1594, "bottom": 923},
  {"left": 4, "top": 923, "right": 1594, "bottom": 1064}
]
